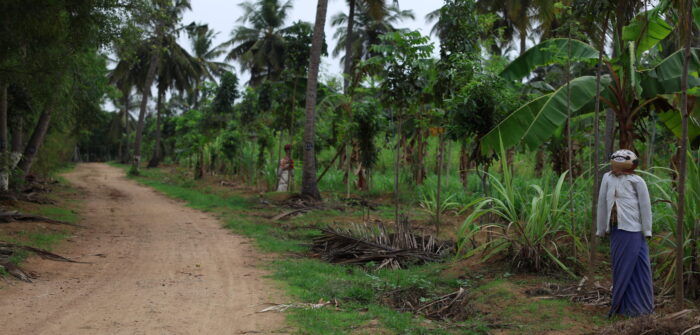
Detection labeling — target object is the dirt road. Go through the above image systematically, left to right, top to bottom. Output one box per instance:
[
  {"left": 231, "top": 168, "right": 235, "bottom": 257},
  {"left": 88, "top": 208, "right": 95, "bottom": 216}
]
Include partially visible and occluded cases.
[{"left": 0, "top": 163, "right": 288, "bottom": 334}]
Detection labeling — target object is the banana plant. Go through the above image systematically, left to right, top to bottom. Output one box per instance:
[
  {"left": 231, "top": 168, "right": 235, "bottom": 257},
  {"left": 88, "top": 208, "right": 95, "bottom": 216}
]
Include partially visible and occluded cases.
[{"left": 481, "top": 7, "right": 700, "bottom": 155}]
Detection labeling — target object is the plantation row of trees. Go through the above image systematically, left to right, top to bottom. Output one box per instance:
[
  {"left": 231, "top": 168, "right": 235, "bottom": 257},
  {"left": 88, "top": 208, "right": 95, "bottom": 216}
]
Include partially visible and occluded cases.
[{"left": 1, "top": 0, "right": 699, "bottom": 305}]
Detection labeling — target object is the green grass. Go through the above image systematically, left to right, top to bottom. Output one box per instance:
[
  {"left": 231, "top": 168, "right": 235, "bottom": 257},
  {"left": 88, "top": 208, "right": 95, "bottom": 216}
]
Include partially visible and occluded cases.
[
  {"left": 112, "top": 162, "right": 615, "bottom": 334},
  {"left": 112, "top": 163, "right": 484, "bottom": 334},
  {"left": 1, "top": 164, "right": 79, "bottom": 269},
  {"left": 36, "top": 206, "right": 78, "bottom": 224},
  {"left": 1, "top": 231, "right": 70, "bottom": 264}
]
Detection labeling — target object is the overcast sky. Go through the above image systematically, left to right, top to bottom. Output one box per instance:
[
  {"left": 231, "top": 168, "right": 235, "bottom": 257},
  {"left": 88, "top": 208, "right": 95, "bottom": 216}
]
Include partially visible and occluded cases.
[{"left": 178, "top": 0, "right": 442, "bottom": 84}]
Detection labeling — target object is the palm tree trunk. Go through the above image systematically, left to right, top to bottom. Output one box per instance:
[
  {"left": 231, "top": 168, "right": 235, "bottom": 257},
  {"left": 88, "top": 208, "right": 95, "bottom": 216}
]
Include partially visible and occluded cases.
[
  {"left": 300, "top": 0, "right": 329, "bottom": 201},
  {"left": 343, "top": 0, "right": 356, "bottom": 93},
  {"left": 675, "top": 0, "right": 692, "bottom": 307},
  {"left": 589, "top": 16, "right": 609, "bottom": 274},
  {"left": 519, "top": 29, "right": 527, "bottom": 56},
  {"left": 131, "top": 52, "right": 160, "bottom": 175},
  {"left": 194, "top": 79, "right": 201, "bottom": 109},
  {"left": 0, "top": 82, "right": 8, "bottom": 191},
  {"left": 147, "top": 87, "right": 165, "bottom": 168},
  {"left": 119, "top": 90, "right": 130, "bottom": 163},
  {"left": 18, "top": 108, "right": 52, "bottom": 177}
]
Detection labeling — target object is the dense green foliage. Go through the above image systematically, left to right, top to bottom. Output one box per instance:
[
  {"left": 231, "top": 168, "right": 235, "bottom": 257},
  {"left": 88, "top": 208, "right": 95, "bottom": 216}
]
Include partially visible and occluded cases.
[{"left": 3, "top": 0, "right": 700, "bottom": 321}]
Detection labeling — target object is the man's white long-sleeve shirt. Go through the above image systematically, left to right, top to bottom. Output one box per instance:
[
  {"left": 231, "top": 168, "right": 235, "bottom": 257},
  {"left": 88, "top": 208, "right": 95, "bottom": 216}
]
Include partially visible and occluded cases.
[{"left": 596, "top": 172, "right": 653, "bottom": 237}]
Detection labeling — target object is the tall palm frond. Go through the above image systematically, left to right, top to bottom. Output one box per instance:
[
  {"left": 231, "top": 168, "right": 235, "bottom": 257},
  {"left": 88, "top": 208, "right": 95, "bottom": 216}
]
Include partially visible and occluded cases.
[
  {"left": 225, "top": 0, "right": 294, "bottom": 84},
  {"left": 331, "top": 2, "right": 414, "bottom": 65}
]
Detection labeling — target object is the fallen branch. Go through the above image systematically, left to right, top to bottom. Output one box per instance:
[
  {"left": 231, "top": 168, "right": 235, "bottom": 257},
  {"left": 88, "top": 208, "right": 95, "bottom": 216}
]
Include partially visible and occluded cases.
[
  {"left": 270, "top": 209, "right": 306, "bottom": 221},
  {"left": 0, "top": 211, "right": 82, "bottom": 227},
  {"left": 0, "top": 242, "right": 86, "bottom": 263},
  {"left": 1, "top": 242, "right": 87, "bottom": 282},
  {"left": 0, "top": 262, "right": 34, "bottom": 282},
  {"left": 258, "top": 299, "right": 337, "bottom": 313}
]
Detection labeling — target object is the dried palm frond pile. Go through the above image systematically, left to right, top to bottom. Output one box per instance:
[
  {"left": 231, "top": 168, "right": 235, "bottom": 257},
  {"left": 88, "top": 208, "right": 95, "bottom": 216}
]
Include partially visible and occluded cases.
[
  {"left": 310, "top": 219, "right": 454, "bottom": 269},
  {"left": 0, "top": 242, "right": 85, "bottom": 282},
  {"left": 525, "top": 277, "right": 672, "bottom": 308},
  {"left": 525, "top": 278, "right": 612, "bottom": 307},
  {"left": 381, "top": 287, "right": 473, "bottom": 321},
  {"left": 597, "top": 309, "right": 700, "bottom": 335}
]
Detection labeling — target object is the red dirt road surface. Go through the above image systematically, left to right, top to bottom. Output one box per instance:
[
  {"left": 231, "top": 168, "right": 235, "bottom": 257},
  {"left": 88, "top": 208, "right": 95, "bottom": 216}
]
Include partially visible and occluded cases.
[{"left": 0, "top": 163, "right": 288, "bottom": 334}]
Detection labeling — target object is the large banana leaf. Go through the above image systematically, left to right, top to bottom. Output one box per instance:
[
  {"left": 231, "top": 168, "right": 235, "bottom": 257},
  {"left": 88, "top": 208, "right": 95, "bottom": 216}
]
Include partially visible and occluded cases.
[
  {"left": 693, "top": 6, "right": 700, "bottom": 30},
  {"left": 622, "top": 11, "right": 672, "bottom": 56},
  {"left": 500, "top": 39, "right": 599, "bottom": 82},
  {"left": 641, "top": 48, "right": 700, "bottom": 98},
  {"left": 481, "top": 76, "right": 610, "bottom": 155},
  {"left": 658, "top": 105, "right": 700, "bottom": 149}
]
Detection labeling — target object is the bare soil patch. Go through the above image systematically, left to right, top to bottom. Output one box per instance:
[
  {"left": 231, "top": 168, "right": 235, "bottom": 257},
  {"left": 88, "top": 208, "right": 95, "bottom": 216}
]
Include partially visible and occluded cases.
[{"left": 0, "top": 163, "right": 288, "bottom": 334}]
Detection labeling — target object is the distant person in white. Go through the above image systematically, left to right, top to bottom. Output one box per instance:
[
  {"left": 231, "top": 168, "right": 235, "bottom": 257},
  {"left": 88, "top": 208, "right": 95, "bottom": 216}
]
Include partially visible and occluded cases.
[
  {"left": 277, "top": 144, "right": 294, "bottom": 192},
  {"left": 596, "top": 149, "right": 654, "bottom": 317}
]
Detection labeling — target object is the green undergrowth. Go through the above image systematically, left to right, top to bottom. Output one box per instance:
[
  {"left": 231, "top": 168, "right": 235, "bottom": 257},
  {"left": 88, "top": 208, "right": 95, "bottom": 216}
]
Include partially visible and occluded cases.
[
  {"left": 113, "top": 163, "right": 611, "bottom": 334},
  {"left": 0, "top": 165, "right": 79, "bottom": 272}
]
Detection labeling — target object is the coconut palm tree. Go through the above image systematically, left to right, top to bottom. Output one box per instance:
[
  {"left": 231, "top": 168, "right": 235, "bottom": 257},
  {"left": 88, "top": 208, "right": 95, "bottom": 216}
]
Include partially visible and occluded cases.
[
  {"left": 130, "top": 0, "right": 192, "bottom": 175},
  {"left": 225, "top": 0, "right": 294, "bottom": 85},
  {"left": 340, "top": 0, "right": 397, "bottom": 92},
  {"left": 331, "top": 1, "right": 414, "bottom": 69},
  {"left": 186, "top": 23, "right": 232, "bottom": 107},
  {"left": 147, "top": 34, "right": 201, "bottom": 168}
]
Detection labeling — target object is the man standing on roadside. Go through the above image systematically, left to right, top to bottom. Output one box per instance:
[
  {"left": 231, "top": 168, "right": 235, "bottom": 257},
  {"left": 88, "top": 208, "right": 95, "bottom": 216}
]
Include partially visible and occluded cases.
[{"left": 277, "top": 144, "right": 294, "bottom": 192}]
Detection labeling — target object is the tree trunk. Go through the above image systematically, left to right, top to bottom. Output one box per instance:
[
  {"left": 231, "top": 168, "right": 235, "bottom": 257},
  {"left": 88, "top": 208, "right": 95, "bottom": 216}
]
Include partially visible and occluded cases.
[
  {"left": 300, "top": 0, "right": 328, "bottom": 201},
  {"left": 343, "top": 0, "right": 356, "bottom": 93},
  {"left": 674, "top": 0, "right": 692, "bottom": 307},
  {"left": 589, "top": 16, "right": 609, "bottom": 273},
  {"left": 131, "top": 51, "right": 160, "bottom": 175},
  {"left": 193, "top": 79, "right": 201, "bottom": 109},
  {"left": 0, "top": 82, "right": 7, "bottom": 191},
  {"left": 147, "top": 87, "right": 165, "bottom": 168},
  {"left": 121, "top": 91, "right": 131, "bottom": 164},
  {"left": 18, "top": 108, "right": 52, "bottom": 176},
  {"left": 604, "top": 108, "right": 615, "bottom": 156},
  {"left": 394, "top": 114, "right": 403, "bottom": 228},
  {"left": 646, "top": 114, "right": 656, "bottom": 169},
  {"left": 11, "top": 116, "right": 22, "bottom": 168},
  {"left": 618, "top": 117, "right": 635, "bottom": 150},
  {"left": 414, "top": 130, "right": 426, "bottom": 185},
  {"left": 435, "top": 135, "right": 445, "bottom": 236},
  {"left": 345, "top": 140, "right": 351, "bottom": 197},
  {"left": 444, "top": 140, "right": 452, "bottom": 176},
  {"left": 459, "top": 141, "right": 469, "bottom": 188},
  {"left": 535, "top": 148, "right": 545, "bottom": 176},
  {"left": 194, "top": 150, "right": 203, "bottom": 180}
]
